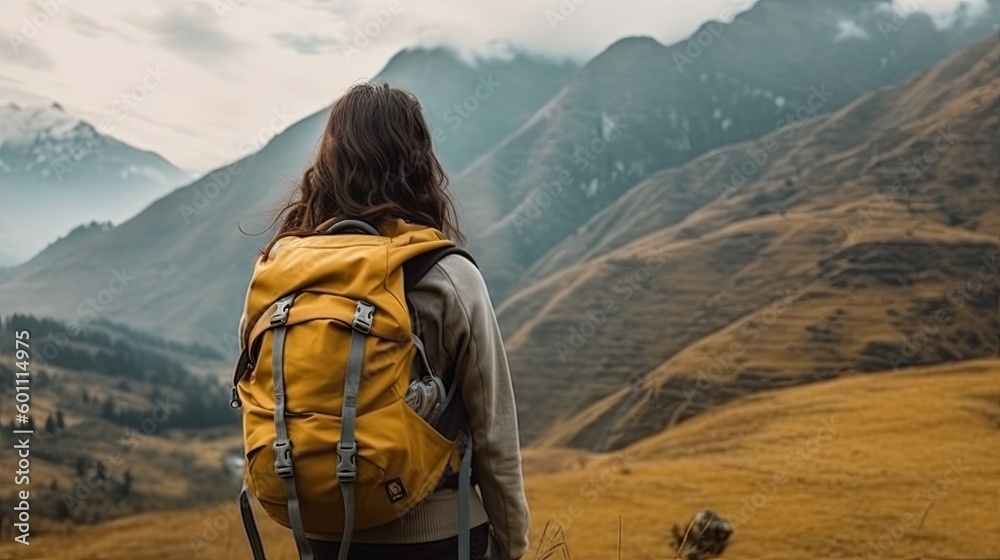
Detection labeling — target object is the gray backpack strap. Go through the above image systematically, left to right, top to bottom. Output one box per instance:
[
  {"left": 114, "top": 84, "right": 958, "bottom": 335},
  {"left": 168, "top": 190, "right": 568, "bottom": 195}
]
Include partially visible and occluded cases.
[
  {"left": 325, "top": 219, "right": 379, "bottom": 235},
  {"left": 404, "top": 245, "right": 479, "bottom": 559},
  {"left": 405, "top": 245, "right": 476, "bottom": 442},
  {"left": 403, "top": 246, "right": 477, "bottom": 293},
  {"left": 269, "top": 294, "right": 314, "bottom": 560},
  {"left": 336, "top": 300, "right": 374, "bottom": 560},
  {"left": 230, "top": 347, "right": 251, "bottom": 409},
  {"left": 457, "top": 435, "right": 474, "bottom": 560},
  {"left": 239, "top": 480, "right": 267, "bottom": 560}
]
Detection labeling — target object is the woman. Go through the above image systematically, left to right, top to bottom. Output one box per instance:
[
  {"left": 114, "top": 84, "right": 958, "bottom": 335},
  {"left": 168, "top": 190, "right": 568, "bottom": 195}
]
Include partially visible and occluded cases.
[{"left": 262, "top": 82, "right": 530, "bottom": 560}]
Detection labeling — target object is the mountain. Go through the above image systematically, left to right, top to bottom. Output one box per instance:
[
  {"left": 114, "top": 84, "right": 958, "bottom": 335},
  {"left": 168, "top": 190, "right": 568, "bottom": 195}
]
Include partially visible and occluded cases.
[
  {"left": 0, "top": 0, "right": 995, "bottom": 373},
  {"left": 454, "top": 0, "right": 1000, "bottom": 299},
  {"left": 499, "top": 36, "right": 1000, "bottom": 449},
  {"left": 377, "top": 45, "right": 579, "bottom": 172},
  {"left": 0, "top": 48, "right": 578, "bottom": 349},
  {"left": 0, "top": 103, "right": 190, "bottom": 265}
]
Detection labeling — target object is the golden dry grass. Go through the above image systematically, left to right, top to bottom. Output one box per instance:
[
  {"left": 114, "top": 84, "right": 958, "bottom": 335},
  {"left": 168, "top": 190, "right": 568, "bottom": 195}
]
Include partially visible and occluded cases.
[
  {"left": 4, "top": 359, "right": 997, "bottom": 560},
  {"left": 523, "top": 359, "right": 1000, "bottom": 560}
]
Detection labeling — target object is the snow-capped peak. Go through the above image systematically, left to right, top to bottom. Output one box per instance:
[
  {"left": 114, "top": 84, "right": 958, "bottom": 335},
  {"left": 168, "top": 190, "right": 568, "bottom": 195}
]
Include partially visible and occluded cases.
[{"left": 0, "top": 102, "right": 88, "bottom": 150}]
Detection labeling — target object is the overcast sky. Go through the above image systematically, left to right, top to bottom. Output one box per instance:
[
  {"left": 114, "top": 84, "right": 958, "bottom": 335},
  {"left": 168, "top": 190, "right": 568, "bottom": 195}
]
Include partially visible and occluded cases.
[{"left": 0, "top": 0, "right": 986, "bottom": 174}]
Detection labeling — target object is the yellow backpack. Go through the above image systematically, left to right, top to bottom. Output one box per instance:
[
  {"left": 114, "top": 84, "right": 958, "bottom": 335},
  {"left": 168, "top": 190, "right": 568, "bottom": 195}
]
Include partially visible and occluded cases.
[{"left": 230, "top": 218, "right": 476, "bottom": 560}]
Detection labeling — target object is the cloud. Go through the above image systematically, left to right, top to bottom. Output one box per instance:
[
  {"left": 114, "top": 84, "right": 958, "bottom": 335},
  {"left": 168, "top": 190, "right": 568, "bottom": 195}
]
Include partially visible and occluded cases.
[
  {"left": 302, "top": 0, "right": 357, "bottom": 19},
  {"left": 880, "top": 0, "right": 991, "bottom": 27},
  {"left": 150, "top": 2, "right": 239, "bottom": 57},
  {"left": 67, "top": 12, "right": 116, "bottom": 38},
  {"left": 834, "top": 20, "right": 871, "bottom": 42},
  {"left": 273, "top": 32, "right": 340, "bottom": 55},
  {"left": 0, "top": 38, "right": 55, "bottom": 70}
]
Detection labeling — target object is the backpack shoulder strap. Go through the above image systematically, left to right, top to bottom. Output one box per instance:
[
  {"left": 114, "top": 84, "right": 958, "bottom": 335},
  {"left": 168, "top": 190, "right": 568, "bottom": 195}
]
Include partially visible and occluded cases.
[
  {"left": 401, "top": 244, "right": 477, "bottom": 437},
  {"left": 402, "top": 245, "right": 478, "bottom": 493},
  {"left": 403, "top": 246, "right": 478, "bottom": 293}
]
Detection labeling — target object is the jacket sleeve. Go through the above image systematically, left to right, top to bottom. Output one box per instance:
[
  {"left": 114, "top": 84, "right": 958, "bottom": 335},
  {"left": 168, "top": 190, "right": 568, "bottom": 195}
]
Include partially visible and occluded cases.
[{"left": 436, "top": 256, "right": 530, "bottom": 560}]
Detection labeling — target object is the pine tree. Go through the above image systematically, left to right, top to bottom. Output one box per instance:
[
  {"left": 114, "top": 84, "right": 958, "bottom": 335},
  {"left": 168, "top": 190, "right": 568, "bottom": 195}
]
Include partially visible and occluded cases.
[
  {"left": 101, "top": 397, "right": 115, "bottom": 419},
  {"left": 56, "top": 410, "right": 65, "bottom": 429},
  {"left": 45, "top": 414, "right": 57, "bottom": 434},
  {"left": 94, "top": 461, "right": 109, "bottom": 481},
  {"left": 122, "top": 469, "right": 133, "bottom": 497}
]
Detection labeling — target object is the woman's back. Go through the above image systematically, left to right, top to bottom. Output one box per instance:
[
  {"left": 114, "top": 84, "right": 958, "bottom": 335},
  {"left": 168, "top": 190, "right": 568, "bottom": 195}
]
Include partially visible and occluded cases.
[{"left": 236, "top": 81, "right": 530, "bottom": 560}]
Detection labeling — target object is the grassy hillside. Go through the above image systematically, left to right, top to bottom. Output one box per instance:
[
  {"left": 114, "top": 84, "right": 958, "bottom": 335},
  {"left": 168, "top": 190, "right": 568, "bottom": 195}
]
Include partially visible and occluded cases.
[
  {"left": 501, "top": 36, "right": 1000, "bottom": 449},
  {"left": 0, "top": 315, "right": 240, "bottom": 536},
  {"left": 3, "top": 359, "right": 996, "bottom": 559},
  {"left": 526, "top": 360, "right": 1000, "bottom": 560}
]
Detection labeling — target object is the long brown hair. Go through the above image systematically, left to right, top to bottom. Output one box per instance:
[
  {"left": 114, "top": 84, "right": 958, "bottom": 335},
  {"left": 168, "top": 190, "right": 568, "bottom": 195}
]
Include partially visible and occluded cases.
[{"left": 263, "top": 82, "right": 463, "bottom": 257}]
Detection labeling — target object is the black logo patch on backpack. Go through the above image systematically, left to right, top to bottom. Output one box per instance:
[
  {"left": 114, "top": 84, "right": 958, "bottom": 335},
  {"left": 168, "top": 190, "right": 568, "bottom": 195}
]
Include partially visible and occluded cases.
[{"left": 385, "top": 478, "right": 407, "bottom": 503}]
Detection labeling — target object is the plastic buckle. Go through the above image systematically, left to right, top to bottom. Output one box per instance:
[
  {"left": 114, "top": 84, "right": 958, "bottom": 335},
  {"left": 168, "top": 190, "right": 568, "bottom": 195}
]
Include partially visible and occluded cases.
[
  {"left": 270, "top": 298, "right": 293, "bottom": 327},
  {"left": 352, "top": 301, "right": 374, "bottom": 334},
  {"left": 273, "top": 439, "right": 293, "bottom": 478},
  {"left": 336, "top": 441, "right": 358, "bottom": 482}
]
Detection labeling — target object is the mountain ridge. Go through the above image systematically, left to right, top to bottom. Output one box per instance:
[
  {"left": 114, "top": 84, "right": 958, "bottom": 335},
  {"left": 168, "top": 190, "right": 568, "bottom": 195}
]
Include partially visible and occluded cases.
[
  {"left": 455, "top": 0, "right": 1000, "bottom": 300},
  {"left": 499, "top": 35, "right": 999, "bottom": 449},
  {"left": 0, "top": 47, "right": 580, "bottom": 349},
  {"left": 0, "top": 102, "right": 190, "bottom": 265}
]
